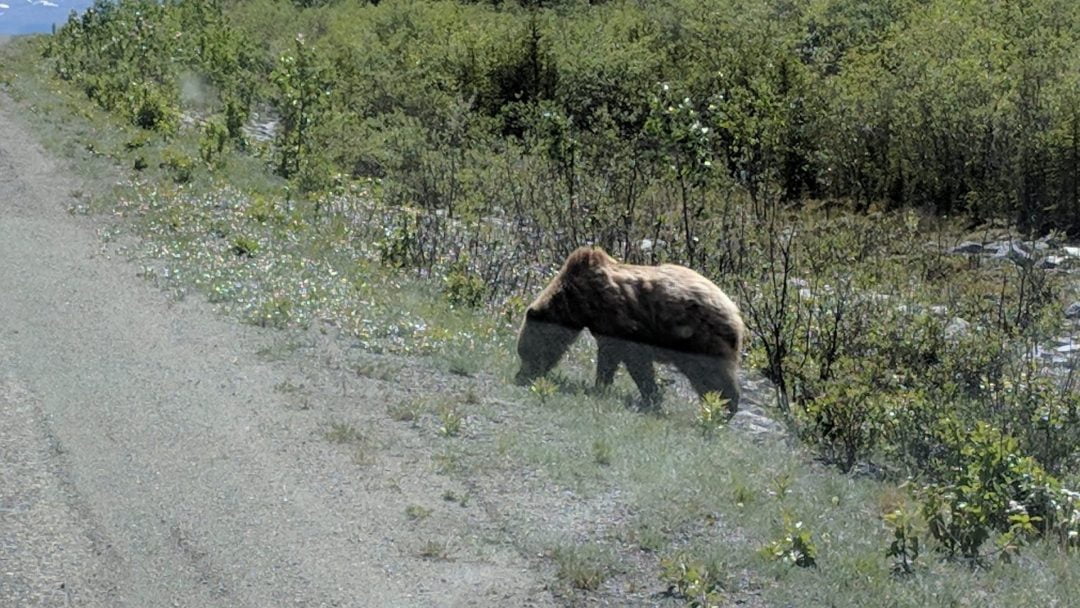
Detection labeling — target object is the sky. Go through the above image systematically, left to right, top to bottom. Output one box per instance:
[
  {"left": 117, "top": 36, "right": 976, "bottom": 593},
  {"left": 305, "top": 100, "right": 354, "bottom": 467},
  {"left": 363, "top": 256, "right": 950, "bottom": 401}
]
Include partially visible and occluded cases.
[{"left": 0, "top": 0, "right": 93, "bottom": 35}]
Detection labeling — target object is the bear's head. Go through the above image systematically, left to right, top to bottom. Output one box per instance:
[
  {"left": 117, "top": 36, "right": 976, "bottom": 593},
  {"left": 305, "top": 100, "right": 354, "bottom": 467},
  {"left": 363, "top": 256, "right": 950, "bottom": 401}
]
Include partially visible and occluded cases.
[{"left": 514, "top": 307, "right": 582, "bottom": 386}]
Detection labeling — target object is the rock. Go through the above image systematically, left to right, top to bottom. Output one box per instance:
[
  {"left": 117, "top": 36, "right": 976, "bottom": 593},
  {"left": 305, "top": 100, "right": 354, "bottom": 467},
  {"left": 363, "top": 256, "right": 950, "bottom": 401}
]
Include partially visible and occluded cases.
[
  {"left": 639, "top": 238, "right": 666, "bottom": 252},
  {"left": 990, "top": 240, "right": 1033, "bottom": 265},
  {"left": 949, "top": 241, "right": 985, "bottom": 254},
  {"left": 1063, "top": 246, "right": 1080, "bottom": 258},
  {"left": 1038, "top": 255, "right": 1066, "bottom": 269},
  {"left": 1066, "top": 302, "right": 1080, "bottom": 319},
  {"left": 929, "top": 305, "right": 948, "bottom": 316},
  {"left": 945, "top": 317, "right": 970, "bottom": 340},
  {"left": 1056, "top": 343, "right": 1080, "bottom": 355},
  {"left": 729, "top": 410, "right": 786, "bottom": 439}
]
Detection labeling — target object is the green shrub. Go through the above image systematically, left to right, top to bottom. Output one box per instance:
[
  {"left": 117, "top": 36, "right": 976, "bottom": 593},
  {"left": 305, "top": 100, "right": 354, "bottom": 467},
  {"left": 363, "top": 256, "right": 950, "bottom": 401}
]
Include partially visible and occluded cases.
[
  {"left": 200, "top": 116, "right": 229, "bottom": 167},
  {"left": 160, "top": 148, "right": 195, "bottom": 184},
  {"left": 443, "top": 256, "right": 486, "bottom": 308},
  {"left": 918, "top": 422, "right": 1057, "bottom": 562},
  {"left": 762, "top": 513, "right": 818, "bottom": 568},
  {"left": 659, "top": 553, "right": 728, "bottom": 607}
]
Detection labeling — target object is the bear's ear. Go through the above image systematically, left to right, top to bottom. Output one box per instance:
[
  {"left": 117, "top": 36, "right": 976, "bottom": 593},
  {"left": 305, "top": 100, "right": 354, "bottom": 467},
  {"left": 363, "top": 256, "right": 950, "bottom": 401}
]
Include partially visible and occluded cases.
[{"left": 525, "top": 307, "right": 542, "bottom": 320}]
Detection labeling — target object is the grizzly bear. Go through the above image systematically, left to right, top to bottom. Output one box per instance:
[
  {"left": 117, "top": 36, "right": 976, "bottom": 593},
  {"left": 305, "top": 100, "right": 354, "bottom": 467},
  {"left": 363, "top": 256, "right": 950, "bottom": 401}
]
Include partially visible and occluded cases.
[{"left": 514, "top": 246, "right": 746, "bottom": 412}]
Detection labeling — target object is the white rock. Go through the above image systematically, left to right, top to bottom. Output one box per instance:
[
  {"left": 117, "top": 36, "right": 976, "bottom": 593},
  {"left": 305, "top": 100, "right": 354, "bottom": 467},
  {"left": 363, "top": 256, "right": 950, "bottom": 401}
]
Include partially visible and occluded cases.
[
  {"left": 949, "top": 241, "right": 984, "bottom": 254},
  {"left": 1039, "top": 255, "right": 1065, "bottom": 269},
  {"left": 1066, "top": 302, "right": 1080, "bottom": 319},
  {"left": 945, "top": 317, "right": 970, "bottom": 340}
]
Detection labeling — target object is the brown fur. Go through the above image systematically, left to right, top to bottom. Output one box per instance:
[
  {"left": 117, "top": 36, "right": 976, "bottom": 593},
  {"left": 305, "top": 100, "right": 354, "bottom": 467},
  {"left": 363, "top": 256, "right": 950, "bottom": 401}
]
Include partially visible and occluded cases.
[{"left": 515, "top": 247, "right": 746, "bottom": 411}]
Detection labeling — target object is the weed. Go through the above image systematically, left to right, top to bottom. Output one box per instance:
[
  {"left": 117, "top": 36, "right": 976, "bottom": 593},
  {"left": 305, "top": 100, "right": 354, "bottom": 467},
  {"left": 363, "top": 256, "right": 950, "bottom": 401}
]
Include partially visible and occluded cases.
[
  {"left": 160, "top": 148, "right": 195, "bottom": 184},
  {"left": 231, "top": 236, "right": 259, "bottom": 258},
  {"left": 249, "top": 296, "right": 293, "bottom": 329},
  {"left": 442, "top": 353, "right": 479, "bottom": 377},
  {"left": 355, "top": 359, "right": 399, "bottom": 381},
  {"left": 530, "top": 377, "right": 558, "bottom": 405},
  {"left": 273, "top": 380, "right": 302, "bottom": 393},
  {"left": 696, "top": 392, "right": 729, "bottom": 436},
  {"left": 387, "top": 399, "right": 424, "bottom": 424},
  {"left": 437, "top": 403, "right": 464, "bottom": 438},
  {"left": 325, "top": 422, "right": 364, "bottom": 445},
  {"left": 592, "top": 438, "right": 613, "bottom": 466},
  {"left": 434, "top": 445, "right": 466, "bottom": 475},
  {"left": 770, "top": 473, "right": 793, "bottom": 502},
  {"left": 732, "top": 484, "right": 755, "bottom": 509},
  {"left": 441, "top": 489, "right": 469, "bottom": 506},
  {"left": 884, "top": 504, "right": 922, "bottom": 576},
  {"left": 405, "top": 505, "right": 432, "bottom": 521},
  {"left": 762, "top": 514, "right": 817, "bottom": 568},
  {"left": 631, "top": 524, "right": 668, "bottom": 553},
  {"left": 418, "top": 538, "right": 453, "bottom": 561},
  {"left": 553, "top": 543, "right": 615, "bottom": 592},
  {"left": 659, "top": 553, "right": 728, "bottom": 608}
]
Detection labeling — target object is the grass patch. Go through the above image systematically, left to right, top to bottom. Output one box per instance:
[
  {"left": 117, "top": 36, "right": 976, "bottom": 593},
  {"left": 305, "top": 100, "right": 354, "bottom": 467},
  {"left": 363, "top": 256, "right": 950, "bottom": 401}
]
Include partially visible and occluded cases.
[
  {"left": 386, "top": 399, "right": 424, "bottom": 425},
  {"left": 436, "top": 403, "right": 464, "bottom": 438},
  {"left": 325, "top": 422, "right": 364, "bottom": 445},
  {"left": 404, "top": 504, "right": 432, "bottom": 521},
  {"left": 417, "top": 538, "right": 454, "bottom": 561},
  {"left": 552, "top": 543, "right": 617, "bottom": 592}
]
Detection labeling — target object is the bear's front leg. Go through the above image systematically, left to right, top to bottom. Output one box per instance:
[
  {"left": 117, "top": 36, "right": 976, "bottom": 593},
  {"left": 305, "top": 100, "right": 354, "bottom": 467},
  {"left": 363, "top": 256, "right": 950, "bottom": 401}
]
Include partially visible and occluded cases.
[
  {"left": 594, "top": 336, "right": 620, "bottom": 390},
  {"left": 622, "top": 343, "right": 661, "bottom": 410}
]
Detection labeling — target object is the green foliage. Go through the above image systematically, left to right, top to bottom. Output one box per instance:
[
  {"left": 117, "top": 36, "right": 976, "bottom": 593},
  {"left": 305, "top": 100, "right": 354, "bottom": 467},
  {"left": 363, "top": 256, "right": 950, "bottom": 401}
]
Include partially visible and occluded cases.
[
  {"left": 47, "top": 0, "right": 255, "bottom": 138},
  {"left": 271, "top": 34, "right": 336, "bottom": 192},
  {"left": 128, "top": 81, "right": 180, "bottom": 134},
  {"left": 200, "top": 116, "right": 229, "bottom": 168},
  {"left": 160, "top": 148, "right": 195, "bottom": 184},
  {"left": 376, "top": 209, "right": 419, "bottom": 269},
  {"left": 231, "top": 235, "right": 259, "bottom": 258},
  {"left": 443, "top": 256, "right": 486, "bottom": 308},
  {"left": 250, "top": 295, "right": 294, "bottom": 329},
  {"left": 798, "top": 373, "right": 883, "bottom": 472},
  {"left": 529, "top": 377, "right": 557, "bottom": 405},
  {"left": 696, "top": 392, "right": 729, "bottom": 437},
  {"left": 387, "top": 399, "right": 424, "bottom": 425},
  {"left": 437, "top": 403, "right": 464, "bottom": 437},
  {"left": 325, "top": 421, "right": 364, "bottom": 444},
  {"left": 917, "top": 422, "right": 1057, "bottom": 562},
  {"left": 591, "top": 438, "right": 612, "bottom": 466},
  {"left": 884, "top": 503, "right": 923, "bottom": 576},
  {"left": 762, "top": 513, "right": 818, "bottom": 568},
  {"left": 552, "top": 543, "right": 615, "bottom": 591},
  {"left": 659, "top": 553, "right": 728, "bottom": 608}
]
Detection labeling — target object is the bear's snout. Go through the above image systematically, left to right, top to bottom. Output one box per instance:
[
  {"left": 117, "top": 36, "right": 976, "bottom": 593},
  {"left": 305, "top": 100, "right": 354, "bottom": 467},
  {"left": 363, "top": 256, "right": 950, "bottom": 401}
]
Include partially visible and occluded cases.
[{"left": 513, "top": 367, "right": 536, "bottom": 386}]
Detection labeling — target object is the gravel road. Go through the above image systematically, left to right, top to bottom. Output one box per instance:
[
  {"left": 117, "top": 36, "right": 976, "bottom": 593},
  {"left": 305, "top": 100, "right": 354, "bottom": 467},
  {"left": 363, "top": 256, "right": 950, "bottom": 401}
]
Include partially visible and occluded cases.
[{"left": 0, "top": 42, "right": 553, "bottom": 607}]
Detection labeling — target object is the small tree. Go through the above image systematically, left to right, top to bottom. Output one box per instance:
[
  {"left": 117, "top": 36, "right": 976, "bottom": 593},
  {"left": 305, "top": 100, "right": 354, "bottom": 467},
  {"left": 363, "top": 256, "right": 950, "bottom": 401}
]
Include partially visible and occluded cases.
[{"left": 271, "top": 34, "right": 336, "bottom": 193}]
